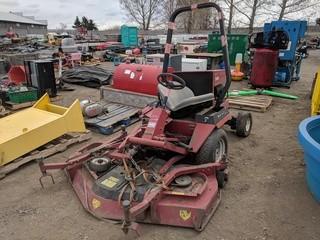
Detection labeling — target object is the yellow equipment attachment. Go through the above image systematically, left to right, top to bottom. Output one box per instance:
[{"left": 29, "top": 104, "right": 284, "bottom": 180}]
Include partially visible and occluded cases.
[
  {"left": 311, "top": 68, "right": 320, "bottom": 116},
  {"left": 0, "top": 94, "right": 86, "bottom": 166}
]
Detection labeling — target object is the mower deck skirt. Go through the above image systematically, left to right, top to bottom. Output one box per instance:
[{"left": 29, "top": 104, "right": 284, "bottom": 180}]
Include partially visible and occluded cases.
[{"left": 69, "top": 165, "right": 221, "bottom": 231}]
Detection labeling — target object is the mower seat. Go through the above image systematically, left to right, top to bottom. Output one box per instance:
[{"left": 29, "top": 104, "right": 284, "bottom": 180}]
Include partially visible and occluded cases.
[{"left": 158, "top": 84, "right": 214, "bottom": 112}]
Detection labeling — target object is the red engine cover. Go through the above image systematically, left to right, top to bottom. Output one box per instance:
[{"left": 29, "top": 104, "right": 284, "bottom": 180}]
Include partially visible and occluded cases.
[
  {"left": 250, "top": 48, "right": 279, "bottom": 88},
  {"left": 113, "top": 63, "right": 172, "bottom": 96}
]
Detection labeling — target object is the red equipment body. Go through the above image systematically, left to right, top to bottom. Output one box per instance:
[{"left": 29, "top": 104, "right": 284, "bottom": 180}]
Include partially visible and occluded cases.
[
  {"left": 37, "top": 2, "right": 245, "bottom": 236},
  {"left": 250, "top": 48, "right": 279, "bottom": 88},
  {"left": 113, "top": 63, "right": 175, "bottom": 96},
  {"left": 113, "top": 63, "right": 226, "bottom": 96},
  {"left": 39, "top": 105, "right": 231, "bottom": 231},
  {"left": 68, "top": 161, "right": 221, "bottom": 230}
]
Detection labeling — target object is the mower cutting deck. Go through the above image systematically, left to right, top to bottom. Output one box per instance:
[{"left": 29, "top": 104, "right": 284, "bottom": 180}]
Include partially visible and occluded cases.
[{"left": 38, "top": 3, "right": 252, "bottom": 235}]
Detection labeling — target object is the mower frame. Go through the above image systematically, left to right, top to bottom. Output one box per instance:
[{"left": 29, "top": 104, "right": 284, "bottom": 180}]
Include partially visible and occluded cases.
[{"left": 38, "top": 3, "right": 248, "bottom": 235}]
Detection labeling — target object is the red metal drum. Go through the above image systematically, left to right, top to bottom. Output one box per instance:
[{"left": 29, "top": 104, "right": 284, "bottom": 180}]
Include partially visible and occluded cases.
[
  {"left": 250, "top": 48, "right": 278, "bottom": 88},
  {"left": 113, "top": 63, "right": 172, "bottom": 96},
  {"left": 8, "top": 65, "right": 26, "bottom": 84}
]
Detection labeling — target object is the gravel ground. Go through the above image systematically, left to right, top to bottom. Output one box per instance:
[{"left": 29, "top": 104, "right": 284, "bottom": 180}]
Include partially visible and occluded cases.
[{"left": 1, "top": 50, "right": 320, "bottom": 240}]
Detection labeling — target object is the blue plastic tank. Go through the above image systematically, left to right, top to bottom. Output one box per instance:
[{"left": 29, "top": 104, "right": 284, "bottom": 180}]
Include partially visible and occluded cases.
[{"left": 298, "top": 115, "right": 320, "bottom": 202}]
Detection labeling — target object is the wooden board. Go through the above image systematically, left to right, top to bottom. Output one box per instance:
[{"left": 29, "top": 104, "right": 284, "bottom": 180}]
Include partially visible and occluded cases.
[
  {"left": 185, "top": 52, "right": 223, "bottom": 58},
  {"left": 228, "top": 95, "right": 273, "bottom": 112},
  {"left": 5, "top": 96, "right": 61, "bottom": 110},
  {"left": 5, "top": 101, "right": 36, "bottom": 110},
  {"left": 0, "top": 105, "right": 10, "bottom": 118},
  {"left": 0, "top": 109, "right": 10, "bottom": 118},
  {"left": 0, "top": 131, "right": 92, "bottom": 179}
]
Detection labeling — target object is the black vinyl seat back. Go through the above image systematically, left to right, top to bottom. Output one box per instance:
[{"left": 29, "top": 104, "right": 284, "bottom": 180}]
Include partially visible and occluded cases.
[{"left": 173, "top": 71, "right": 213, "bottom": 96}]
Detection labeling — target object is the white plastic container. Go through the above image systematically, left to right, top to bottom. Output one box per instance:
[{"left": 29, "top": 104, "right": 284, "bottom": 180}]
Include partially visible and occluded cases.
[{"left": 181, "top": 58, "right": 207, "bottom": 71}]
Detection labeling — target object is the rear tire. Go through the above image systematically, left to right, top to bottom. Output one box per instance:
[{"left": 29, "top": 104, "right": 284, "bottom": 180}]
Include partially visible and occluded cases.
[
  {"left": 236, "top": 112, "right": 252, "bottom": 137},
  {"left": 195, "top": 129, "right": 228, "bottom": 165}
]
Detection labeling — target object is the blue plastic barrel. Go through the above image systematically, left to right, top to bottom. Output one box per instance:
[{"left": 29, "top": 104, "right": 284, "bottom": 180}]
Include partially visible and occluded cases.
[{"left": 298, "top": 115, "right": 320, "bottom": 202}]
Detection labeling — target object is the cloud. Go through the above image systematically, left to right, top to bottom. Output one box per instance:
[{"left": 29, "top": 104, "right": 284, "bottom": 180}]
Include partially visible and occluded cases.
[
  {"left": 0, "top": 0, "right": 124, "bottom": 29},
  {"left": 0, "top": 0, "right": 19, "bottom": 7},
  {"left": 26, "top": 3, "right": 39, "bottom": 8},
  {"left": 86, "top": 3, "right": 95, "bottom": 7},
  {"left": 23, "top": 8, "right": 40, "bottom": 15},
  {"left": 105, "top": 11, "right": 120, "bottom": 17}
]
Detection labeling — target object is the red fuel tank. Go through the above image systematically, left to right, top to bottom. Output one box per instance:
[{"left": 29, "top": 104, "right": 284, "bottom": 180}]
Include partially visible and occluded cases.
[
  {"left": 250, "top": 48, "right": 278, "bottom": 88},
  {"left": 113, "top": 63, "right": 172, "bottom": 96}
]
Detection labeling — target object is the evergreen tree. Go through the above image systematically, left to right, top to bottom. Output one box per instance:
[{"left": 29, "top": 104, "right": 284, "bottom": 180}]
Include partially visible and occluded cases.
[{"left": 72, "top": 16, "right": 81, "bottom": 28}]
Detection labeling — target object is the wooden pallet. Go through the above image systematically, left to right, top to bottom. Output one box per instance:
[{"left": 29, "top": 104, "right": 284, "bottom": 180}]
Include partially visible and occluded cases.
[
  {"left": 228, "top": 95, "right": 273, "bottom": 112},
  {"left": 4, "top": 96, "right": 62, "bottom": 111},
  {"left": 5, "top": 100, "right": 36, "bottom": 110},
  {"left": 85, "top": 103, "right": 140, "bottom": 135},
  {"left": 0, "top": 106, "right": 10, "bottom": 118},
  {"left": 0, "top": 131, "right": 92, "bottom": 179}
]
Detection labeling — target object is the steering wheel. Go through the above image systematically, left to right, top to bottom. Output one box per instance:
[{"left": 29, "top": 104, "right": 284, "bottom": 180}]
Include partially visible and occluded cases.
[{"left": 157, "top": 73, "right": 186, "bottom": 90}]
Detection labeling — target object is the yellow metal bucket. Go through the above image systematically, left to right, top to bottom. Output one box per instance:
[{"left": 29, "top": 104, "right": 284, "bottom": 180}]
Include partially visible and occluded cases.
[{"left": 0, "top": 94, "right": 86, "bottom": 166}]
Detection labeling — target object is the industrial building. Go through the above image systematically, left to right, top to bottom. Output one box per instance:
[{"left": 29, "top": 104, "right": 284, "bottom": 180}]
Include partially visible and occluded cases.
[{"left": 0, "top": 11, "right": 47, "bottom": 36}]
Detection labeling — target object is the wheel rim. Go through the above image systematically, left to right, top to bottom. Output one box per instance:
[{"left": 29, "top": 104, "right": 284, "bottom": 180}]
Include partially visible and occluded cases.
[
  {"left": 245, "top": 118, "right": 251, "bottom": 132},
  {"left": 215, "top": 138, "right": 226, "bottom": 161}
]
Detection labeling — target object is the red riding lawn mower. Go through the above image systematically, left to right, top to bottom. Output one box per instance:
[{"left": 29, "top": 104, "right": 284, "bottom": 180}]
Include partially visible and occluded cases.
[{"left": 39, "top": 3, "right": 252, "bottom": 235}]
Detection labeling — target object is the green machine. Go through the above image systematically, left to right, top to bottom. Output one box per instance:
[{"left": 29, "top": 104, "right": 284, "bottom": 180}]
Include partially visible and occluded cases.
[{"left": 208, "top": 33, "right": 248, "bottom": 65}]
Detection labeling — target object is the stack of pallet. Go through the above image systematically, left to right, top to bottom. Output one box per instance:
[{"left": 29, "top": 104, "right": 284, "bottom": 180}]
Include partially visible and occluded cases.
[{"left": 228, "top": 95, "right": 273, "bottom": 112}]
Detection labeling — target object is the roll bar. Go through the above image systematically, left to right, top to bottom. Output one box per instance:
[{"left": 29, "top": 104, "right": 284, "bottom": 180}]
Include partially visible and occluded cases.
[{"left": 162, "top": 2, "right": 231, "bottom": 105}]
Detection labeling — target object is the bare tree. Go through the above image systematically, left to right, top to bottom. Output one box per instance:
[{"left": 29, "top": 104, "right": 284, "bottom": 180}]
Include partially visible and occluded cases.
[
  {"left": 120, "top": 0, "right": 162, "bottom": 30},
  {"left": 161, "top": 0, "right": 178, "bottom": 21},
  {"left": 175, "top": 0, "right": 213, "bottom": 33},
  {"left": 223, "top": 0, "right": 242, "bottom": 33},
  {"left": 226, "top": 0, "right": 234, "bottom": 33},
  {"left": 232, "top": 0, "right": 271, "bottom": 33},
  {"left": 276, "top": 0, "right": 320, "bottom": 20},
  {"left": 59, "top": 23, "right": 67, "bottom": 30}
]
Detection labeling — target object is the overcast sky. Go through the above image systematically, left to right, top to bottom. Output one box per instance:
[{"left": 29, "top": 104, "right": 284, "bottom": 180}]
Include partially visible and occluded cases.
[{"left": 0, "top": 0, "right": 125, "bottom": 29}]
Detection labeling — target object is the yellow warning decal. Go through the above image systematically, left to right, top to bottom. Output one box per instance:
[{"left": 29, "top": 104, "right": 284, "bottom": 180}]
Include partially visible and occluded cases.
[
  {"left": 101, "top": 176, "right": 119, "bottom": 188},
  {"left": 171, "top": 191, "right": 185, "bottom": 196},
  {"left": 92, "top": 198, "right": 101, "bottom": 209},
  {"left": 179, "top": 210, "right": 191, "bottom": 221}
]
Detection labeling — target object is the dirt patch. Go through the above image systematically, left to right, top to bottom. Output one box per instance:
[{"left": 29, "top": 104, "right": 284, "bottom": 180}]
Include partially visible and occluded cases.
[{"left": 1, "top": 52, "right": 320, "bottom": 240}]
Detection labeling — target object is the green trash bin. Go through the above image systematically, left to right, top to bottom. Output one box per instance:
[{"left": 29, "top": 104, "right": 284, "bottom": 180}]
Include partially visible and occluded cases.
[{"left": 208, "top": 33, "right": 249, "bottom": 65}]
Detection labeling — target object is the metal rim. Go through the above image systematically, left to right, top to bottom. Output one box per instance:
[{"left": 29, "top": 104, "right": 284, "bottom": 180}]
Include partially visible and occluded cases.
[
  {"left": 245, "top": 118, "right": 251, "bottom": 132},
  {"left": 215, "top": 138, "right": 226, "bottom": 161},
  {"left": 92, "top": 158, "right": 108, "bottom": 166},
  {"left": 174, "top": 175, "right": 192, "bottom": 187}
]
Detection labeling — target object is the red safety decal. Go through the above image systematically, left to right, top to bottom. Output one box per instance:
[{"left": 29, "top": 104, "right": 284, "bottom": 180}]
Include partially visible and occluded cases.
[
  {"left": 191, "top": 4, "right": 198, "bottom": 10},
  {"left": 168, "top": 22, "right": 176, "bottom": 30},
  {"left": 221, "top": 35, "right": 227, "bottom": 47},
  {"left": 164, "top": 43, "right": 172, "bottom": 54}
]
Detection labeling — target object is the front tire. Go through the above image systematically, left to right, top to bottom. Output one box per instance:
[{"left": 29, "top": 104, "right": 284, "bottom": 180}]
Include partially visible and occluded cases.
[
  {"left": 236, "top": 112, "right": 252, "bottom": 137},
  {"left": 195, "top": 129, "right": 228, "bottom": 165}
]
